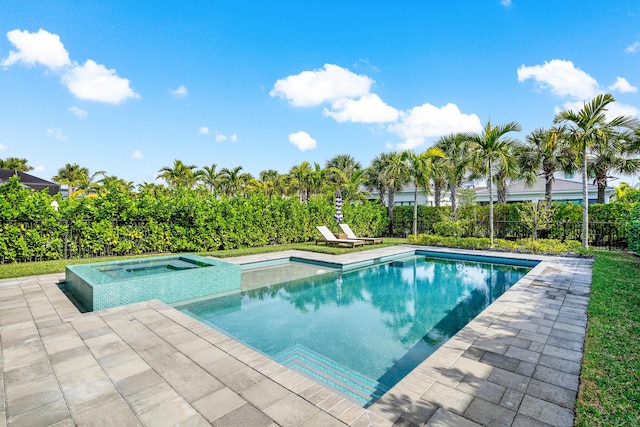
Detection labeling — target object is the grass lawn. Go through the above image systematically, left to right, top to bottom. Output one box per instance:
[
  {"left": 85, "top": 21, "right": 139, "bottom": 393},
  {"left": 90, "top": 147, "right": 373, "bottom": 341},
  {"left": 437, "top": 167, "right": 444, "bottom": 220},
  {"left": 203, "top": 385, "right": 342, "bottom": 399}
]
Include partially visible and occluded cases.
[
  {"left": 0, "top": 237, "right": 408, "bottom": 279},
  {"left": 575, "top": 250, "right": 640, "bottom": 426}
]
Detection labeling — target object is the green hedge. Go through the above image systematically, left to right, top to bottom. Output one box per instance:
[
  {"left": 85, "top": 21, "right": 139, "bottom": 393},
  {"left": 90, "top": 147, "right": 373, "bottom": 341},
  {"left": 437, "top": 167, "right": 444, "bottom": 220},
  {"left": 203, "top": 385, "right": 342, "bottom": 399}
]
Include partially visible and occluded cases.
[
  {"left": 0, "top": 178, "right": 387, "bottom": 263},
  {"left": 395, "top": 202, "right": 636, "bottom": 245},
  {"left": 628, "top": 204, "right": 640, "bottom": 253},
  {"left": 407, "top": 233, "right": 587, "bottom": 255}
]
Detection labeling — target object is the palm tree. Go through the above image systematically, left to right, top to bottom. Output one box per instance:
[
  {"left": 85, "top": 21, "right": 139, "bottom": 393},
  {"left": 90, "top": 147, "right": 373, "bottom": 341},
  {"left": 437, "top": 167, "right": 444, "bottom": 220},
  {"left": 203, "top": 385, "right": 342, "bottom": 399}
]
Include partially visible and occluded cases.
[
  {"left": 554, "top": 93, "right": 638, "bottom": 248},
  {"left": 465, "top": 121, "right": 522, "bottom": 247},
  {"left": 519, "top": 127, "right": 577, "bottom": 203},
  {"left": 589, "top": 128, "right": 640, "bottom": 203},
  {"left": 434, "top": 133, "right": 473, "bottom": 217},
  {"left": 404, "top": 148, "right": 445, "bottom": 235},
  {"left": 379, "top": 151, "right": 410, "bottom": 235},
  {"left": 493, "top": 151, "right": 521, "bottom": 204},
  {"left": 325, "top": 154, "right": 362, "bottom": 185},
  {"left": 365, "top": 154, "right": 388, "bottom": 206},
  {"left": 0, "top": 157, "right": 33, "bottom": 172},
  {"left": 157, "top": 160, "right": 200, "bottom": 189},
  {"left": 288, "top": 161, "right": 312, "bottom": 202},
  {"left": 308, "top": 162, "right": 328, "bottom": 198},
  {"left": 53, "top": 163, "right": 89, "bottom": 196},
  {"left": 199, "top": 163, "right": 219, "bottom": 195},
  {"left": 217, "top": 166, "right": 245, "bottom": 196},
  {"left": 328, "top": 168, "right": 371, "bottom": 203},
  {"left": 74, "top": 169, "right": 106, "bottom": 197},
  {"left": 259, "top": 169, "right": 280, "bottom": 197},
  {"left": 238, "top": 172, "right": 254, "bottom": 197},
  {"left": 98, "top": 175, "right": 134, "bottom": 193},
  {"left": 137, "top": 182, "right": 170, "bottom": 198}
]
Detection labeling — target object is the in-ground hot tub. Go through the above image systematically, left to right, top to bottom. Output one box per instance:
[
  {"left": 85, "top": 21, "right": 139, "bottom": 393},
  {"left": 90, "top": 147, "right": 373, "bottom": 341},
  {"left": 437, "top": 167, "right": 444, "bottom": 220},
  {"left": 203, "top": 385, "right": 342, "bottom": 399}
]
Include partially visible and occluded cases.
[{"left": 65, "top": 254, "right": 241, "bottom": 311}]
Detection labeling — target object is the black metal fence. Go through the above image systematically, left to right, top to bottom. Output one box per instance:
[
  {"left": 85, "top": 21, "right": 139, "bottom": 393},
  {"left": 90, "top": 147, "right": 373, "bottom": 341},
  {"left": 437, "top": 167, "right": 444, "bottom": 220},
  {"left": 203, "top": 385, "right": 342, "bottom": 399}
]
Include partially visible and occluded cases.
[
  {"left": 391, "top": 218, "right": 629, "bottom": 250},
  {"left": 0, "top": 220, "right": 176, "bottom": 264}
]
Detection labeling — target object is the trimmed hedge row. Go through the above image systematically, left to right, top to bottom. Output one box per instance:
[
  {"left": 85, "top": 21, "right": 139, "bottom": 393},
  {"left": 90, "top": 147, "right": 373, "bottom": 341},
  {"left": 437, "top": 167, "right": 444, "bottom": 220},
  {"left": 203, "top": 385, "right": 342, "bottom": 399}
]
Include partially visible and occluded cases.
[
  {"left": 0, "top": 178, "right": 387, "bottom": 263},
  {"left": 392, "top": 202, "right": 637, "bottom": 246},
  {"left": 629, "top": 203, "right": 640, "bottom": 253},
  {"left": 407, "top": 234, "right": 586, "bottom": 255}
]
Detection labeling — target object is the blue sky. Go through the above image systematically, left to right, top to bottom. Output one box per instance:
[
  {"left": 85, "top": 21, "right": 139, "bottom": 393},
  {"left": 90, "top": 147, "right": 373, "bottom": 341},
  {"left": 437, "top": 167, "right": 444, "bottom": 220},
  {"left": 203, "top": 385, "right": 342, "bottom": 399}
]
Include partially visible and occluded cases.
[{"left": 1, "top": 1, "right": 639, "bottom": 186}]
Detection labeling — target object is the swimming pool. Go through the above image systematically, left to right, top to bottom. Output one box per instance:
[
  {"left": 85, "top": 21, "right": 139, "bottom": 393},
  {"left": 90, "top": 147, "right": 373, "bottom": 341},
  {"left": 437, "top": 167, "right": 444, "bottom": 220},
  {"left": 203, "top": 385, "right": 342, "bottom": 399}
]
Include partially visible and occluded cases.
[{"left": 176, "top": 254, "right": 531, "bottom": 406}]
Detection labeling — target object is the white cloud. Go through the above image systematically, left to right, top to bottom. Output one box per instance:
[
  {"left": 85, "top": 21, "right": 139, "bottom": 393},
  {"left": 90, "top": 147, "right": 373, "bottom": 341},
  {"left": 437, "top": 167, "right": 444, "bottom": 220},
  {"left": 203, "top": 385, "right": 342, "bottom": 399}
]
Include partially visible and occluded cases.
[
  {"left": 501, "top": 0, "right": 512, "bottom": 7},
  {"left": 1, "top": 29, "right": 70, "bottom": 70},
  {"left": 3, "top": 29, "right": 138, "bottom": 104},
  {"left": 625, "top": 41, "right": 640, "bottom": 53},
  {"left": 517, "top": 59, "right": 599, "bottom": 100},
  {"left": 61, "top": 60, "right": 139, "bottom": 104},
  {"left": 520, "top": 60, "right": 639, "bottom": 119},
  {"left": 270, "top": 64, "right": 373, "bottom": 107},
  {"left": 608, "top": 76, "right": 637, "bottom": 93},
  {"left": 170, "top": 85, "right": 188, "bottom": 98},
  {"left": 323, "top": 94, "right": 400, "bottom": 123},
  {"left": 606, "top": 102, "right": 640, "bottom": 119},
  {"left": 387, "top": 103, "right": 482, "bottom": 150},
  {"left": 68, "top": 106, "right": 88, "bottom": 119},
  {"left": 198, "top": 127, "right": 209, "bottom": 135},
  {"left": 47, "top": 128, "right": 67, "bottom": 141},
  {"left": 288, "top": 131, "right": 316, "bottom": 151},
  {"left": 213, "top": 132, "right": 238, "bottom": 142},
  {"left": 0, "top": 143, "right": 6, "bottom": 150},
  {"left": 132, "top": 150, "right": 144, "bottom": 159},
  {"left": 34, "top": 165, "right": 45, "bottom": 172}
]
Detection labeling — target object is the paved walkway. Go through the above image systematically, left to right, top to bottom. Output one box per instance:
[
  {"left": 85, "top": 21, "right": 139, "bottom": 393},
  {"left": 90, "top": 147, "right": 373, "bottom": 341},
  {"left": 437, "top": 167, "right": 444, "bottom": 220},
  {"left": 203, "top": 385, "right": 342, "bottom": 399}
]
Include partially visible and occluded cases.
[{"left": 0, "top": 246, "right": 593, "bottom": 426}]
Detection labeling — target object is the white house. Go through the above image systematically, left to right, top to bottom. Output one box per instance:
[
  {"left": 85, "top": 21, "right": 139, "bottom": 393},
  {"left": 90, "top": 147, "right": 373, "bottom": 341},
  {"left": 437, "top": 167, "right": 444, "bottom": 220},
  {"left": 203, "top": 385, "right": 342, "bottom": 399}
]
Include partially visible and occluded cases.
[
  {"left": 474, "top": 176, "right": 614, "bottom": 205},
  {"left": 368, "top": 184, "right": 451, "bottom": 206}
]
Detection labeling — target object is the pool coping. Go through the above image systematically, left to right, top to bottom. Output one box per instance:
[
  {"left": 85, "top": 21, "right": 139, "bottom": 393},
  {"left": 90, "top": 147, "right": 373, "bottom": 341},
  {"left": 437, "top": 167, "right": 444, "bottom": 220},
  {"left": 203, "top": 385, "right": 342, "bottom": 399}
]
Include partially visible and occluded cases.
[{"left": 0, "top": 245, "right": 593, "bottom": 426}]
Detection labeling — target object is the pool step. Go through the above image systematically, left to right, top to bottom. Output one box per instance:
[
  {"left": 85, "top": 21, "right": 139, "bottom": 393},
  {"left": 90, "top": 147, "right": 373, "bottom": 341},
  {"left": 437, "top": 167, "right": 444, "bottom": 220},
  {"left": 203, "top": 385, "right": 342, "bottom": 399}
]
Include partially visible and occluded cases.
[{"left": 275, "top": 345, "right": 388, "bottom": 406}]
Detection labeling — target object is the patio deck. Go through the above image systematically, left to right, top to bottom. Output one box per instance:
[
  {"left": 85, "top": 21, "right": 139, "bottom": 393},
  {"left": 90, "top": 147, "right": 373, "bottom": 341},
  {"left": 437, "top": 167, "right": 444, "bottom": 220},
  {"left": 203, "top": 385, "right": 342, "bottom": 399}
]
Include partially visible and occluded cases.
[{"left": 0, "top": 245, "right": 593, "bottom": 426}]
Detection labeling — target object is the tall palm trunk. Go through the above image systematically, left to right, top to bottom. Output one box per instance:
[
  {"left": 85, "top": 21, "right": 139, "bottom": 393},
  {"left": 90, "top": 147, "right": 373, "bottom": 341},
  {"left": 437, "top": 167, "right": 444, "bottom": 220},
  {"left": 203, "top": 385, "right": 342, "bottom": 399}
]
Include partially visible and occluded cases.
[
  {"left": 582, "top": 152, "right": 589, "bottom": 248},
  {"left": 488, "top": 159, "right": 494, "bottom": 247},
  {"left": 595, "top": 167, "right": 607, "bottom": 204},
  {"left": 544, "top": 171, "right": 553, "bottom": 204},
  {"left": 433, "top": 179, "right": 442, "bottom": 206},
  {"left": 497, "top": 179, "right": 508, "bottom": 204},
  {"left": 378, "top": 183, "right": 386, "bottom": 205},
  {"left": 413, "top": 184, "right": 418, "bottom": 235},
  {"left": 450, "top": 185, "right": 458, "bottom": 219},
  {"left": 387, "top": 186, "right": 395, "bottom": 235}
]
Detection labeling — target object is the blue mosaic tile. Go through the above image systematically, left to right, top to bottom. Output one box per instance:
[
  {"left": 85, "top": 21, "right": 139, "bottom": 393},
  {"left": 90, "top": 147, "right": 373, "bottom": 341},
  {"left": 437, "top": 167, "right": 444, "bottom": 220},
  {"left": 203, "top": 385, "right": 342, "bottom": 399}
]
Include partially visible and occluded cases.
[{"left": 65, "top": 254, "right": 241, "bottom": 311}]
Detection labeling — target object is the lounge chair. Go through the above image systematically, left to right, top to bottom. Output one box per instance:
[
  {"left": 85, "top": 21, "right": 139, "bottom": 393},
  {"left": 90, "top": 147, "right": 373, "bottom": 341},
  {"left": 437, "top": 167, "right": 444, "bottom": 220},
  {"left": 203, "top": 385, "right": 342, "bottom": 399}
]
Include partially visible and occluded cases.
[
  {"left": 339, "top": 224, "right": 383, "bottom": 244},
  {"left": 315, "top": 226, "right": 365, "bottom": 247}
]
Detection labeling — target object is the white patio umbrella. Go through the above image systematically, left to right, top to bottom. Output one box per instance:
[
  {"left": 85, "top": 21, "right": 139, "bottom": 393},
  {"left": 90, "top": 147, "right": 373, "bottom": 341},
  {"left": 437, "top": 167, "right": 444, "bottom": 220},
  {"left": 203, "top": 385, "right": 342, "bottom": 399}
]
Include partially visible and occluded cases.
[{"left": 333, "top": 189, "right": 343, "bottom": 224}]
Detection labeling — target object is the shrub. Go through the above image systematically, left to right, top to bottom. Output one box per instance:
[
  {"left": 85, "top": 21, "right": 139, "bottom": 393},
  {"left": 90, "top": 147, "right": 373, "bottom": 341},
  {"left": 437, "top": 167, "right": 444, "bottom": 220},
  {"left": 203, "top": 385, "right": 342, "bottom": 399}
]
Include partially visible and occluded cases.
[
  {"left": 0, "top": 178, "right": 388, "bottom": 263},
  {"left": 628, "top": 203, "right": 640, "bottom": 253},
  {"left": 432, "top": 217, "right": 472, "bottom": 238},
  {"left": 408, "top": 233, "right": 587, "bottom": 255}
]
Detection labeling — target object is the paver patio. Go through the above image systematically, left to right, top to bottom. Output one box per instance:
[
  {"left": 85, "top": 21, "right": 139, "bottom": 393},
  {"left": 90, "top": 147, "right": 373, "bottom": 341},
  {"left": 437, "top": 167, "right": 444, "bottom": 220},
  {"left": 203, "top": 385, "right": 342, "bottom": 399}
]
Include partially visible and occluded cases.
[{"left": 0, "top": 245, "right": 593, "bottom": 426}]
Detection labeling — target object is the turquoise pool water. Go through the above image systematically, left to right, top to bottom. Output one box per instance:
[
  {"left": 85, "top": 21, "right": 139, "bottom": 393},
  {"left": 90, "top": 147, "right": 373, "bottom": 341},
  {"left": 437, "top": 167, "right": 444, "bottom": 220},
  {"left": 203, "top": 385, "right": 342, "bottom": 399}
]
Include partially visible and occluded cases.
[
  {"left": 176, "top": 255, "right": 530, "bottom": 406},
  {"left": 95, "top": 258, "right": 206, "bottom": 279}
]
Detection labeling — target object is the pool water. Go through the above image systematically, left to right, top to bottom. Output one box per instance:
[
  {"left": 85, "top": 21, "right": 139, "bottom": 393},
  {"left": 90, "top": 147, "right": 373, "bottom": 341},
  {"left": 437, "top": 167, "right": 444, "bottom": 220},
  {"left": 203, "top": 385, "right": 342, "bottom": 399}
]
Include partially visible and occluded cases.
[
  {"left": 176, "top": 255, "right": 529, "bottom": 406},
  {"left": 96, "top": 258, "right": 206, "bottom": 279},
  {"left": 240, "top": 260, "right": 339, "bottom": 290}
]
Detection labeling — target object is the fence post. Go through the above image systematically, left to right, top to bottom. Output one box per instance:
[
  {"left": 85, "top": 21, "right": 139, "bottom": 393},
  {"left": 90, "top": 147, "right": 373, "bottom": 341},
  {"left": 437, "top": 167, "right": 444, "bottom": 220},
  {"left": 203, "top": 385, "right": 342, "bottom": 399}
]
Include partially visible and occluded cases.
[{"left": 64, "top": 221, "right": 69, "bottom": 260}]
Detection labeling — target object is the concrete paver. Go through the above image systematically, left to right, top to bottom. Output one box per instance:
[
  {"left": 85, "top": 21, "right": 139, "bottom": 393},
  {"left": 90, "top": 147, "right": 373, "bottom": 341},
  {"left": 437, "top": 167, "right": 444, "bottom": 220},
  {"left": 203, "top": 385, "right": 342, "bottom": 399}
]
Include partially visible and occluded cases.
[{"left": 0, "top": 246, "right": 593, "bottom": 426}]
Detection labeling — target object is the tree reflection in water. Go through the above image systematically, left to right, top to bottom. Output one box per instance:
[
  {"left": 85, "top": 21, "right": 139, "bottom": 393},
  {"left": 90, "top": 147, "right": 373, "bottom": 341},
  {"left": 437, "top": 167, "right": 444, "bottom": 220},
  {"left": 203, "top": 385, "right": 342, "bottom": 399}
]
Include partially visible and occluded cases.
[{"left": 178, "top": 256, "right": 529, "bottom": 400}]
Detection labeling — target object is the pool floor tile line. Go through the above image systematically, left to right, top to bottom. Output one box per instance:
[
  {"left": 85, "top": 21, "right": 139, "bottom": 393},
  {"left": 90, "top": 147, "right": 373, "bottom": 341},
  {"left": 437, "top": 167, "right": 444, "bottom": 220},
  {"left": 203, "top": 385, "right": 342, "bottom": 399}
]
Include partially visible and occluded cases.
[{"left": 0, "top": 245, "right": 593, "bottom": 426}]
